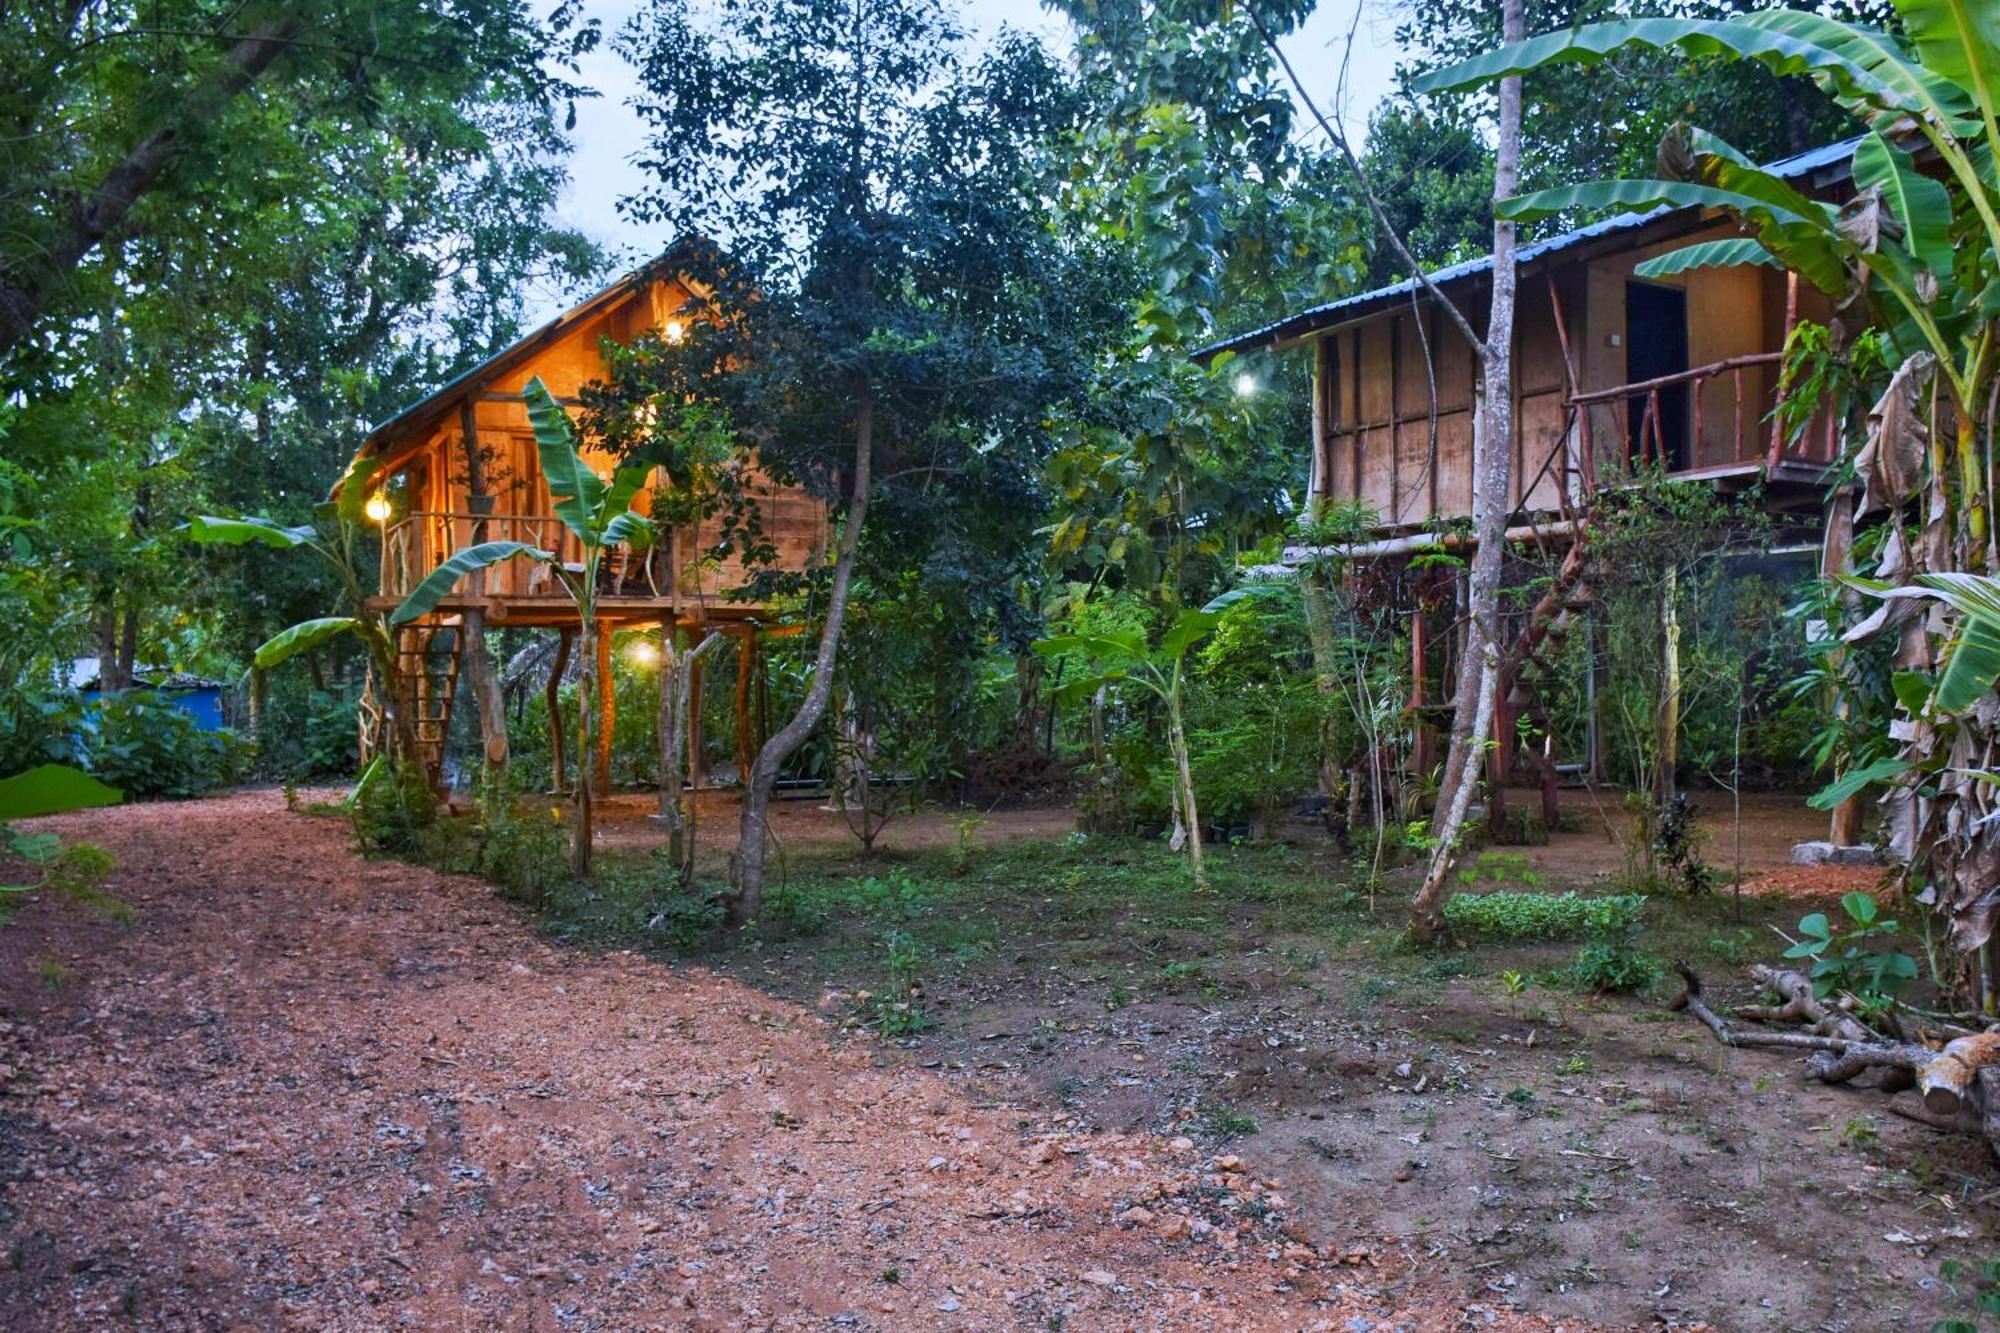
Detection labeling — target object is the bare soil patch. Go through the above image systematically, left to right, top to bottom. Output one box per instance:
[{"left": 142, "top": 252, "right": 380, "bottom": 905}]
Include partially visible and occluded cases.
[
  {"left": 570, "top": 789, "right": 1996, "bottom": 1331},
  {"left": 0, "top": 792, "right": 1576, "bottom": 1331}
]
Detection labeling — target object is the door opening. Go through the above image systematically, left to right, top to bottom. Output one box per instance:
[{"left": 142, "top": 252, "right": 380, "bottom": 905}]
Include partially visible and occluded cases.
[{"left": 1625, "top": 280, "right": 1690, "bottom": 471}]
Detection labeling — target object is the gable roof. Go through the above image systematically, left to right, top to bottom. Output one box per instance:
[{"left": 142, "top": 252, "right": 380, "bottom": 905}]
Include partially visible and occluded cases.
[
  {"left": 1192, "top": 136, "right": 1859, "bottom": 365},
  {"left": 357, "top": 235, "right": 715, "bottom": 457}
]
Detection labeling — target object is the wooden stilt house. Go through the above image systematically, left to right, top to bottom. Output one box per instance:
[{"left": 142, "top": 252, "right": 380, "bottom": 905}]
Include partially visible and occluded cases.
[
  {"left": 1197, "top": 136, "right": 1862, "bottom": 837},
  {"left": 343, "top": 242, "right": 826, "bottom": 788}
]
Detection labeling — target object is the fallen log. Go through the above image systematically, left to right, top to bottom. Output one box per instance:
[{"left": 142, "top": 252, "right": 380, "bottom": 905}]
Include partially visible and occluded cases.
[
  {"left": 1672, "top": 963, "right": 2000, "bottom": 1156},
  {"left": 1918, "top": 1032, "right": 2000, "bottom": 1117}
]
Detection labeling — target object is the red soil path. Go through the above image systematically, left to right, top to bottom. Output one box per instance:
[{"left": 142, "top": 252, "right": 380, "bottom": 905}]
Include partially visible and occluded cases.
[{"left": 0, "top": 792, "right": 1587, "bottom": 1331}]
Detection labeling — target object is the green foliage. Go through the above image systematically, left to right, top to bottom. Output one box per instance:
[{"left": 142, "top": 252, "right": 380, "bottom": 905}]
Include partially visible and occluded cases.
[
  {"left": 86, "top": 693, "right": 247, "bottom": 799},
  {"left": 0, "top": 762, "right": 122, "bottom": 820},
  {"left": 351, "top": 763, "right": 439, "bottom": 856},
  {"left": 1444, "top": 891, "right": 1649, "bottom": 941},
  {"left": 1783, "top": 891, "right": 1919, "bottom": 1002},
  {"left": 868, "top": 929, "right": 929, "bottom": 1038},
  {"left": 1565, "top": 943, "right": 1662, "bottom": 994}
]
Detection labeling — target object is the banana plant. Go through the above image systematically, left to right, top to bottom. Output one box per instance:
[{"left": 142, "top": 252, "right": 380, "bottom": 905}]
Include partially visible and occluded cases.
[
  {"left": 1417, "top": 0, "right": 2000, "bottom": 975},
  {"left": 387, "top": 376, "right": 656, "bottom": 875},
  {"left": 187, "top": 450, "right": 424, "bottom": 769},
  {"left": 1033, "top": 587, "right": 1278, "bottom": 887}
]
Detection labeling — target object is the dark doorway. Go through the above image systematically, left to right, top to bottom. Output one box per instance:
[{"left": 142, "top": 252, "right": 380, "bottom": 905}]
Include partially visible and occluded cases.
[{"left": 1625, "top": 280, "right": 1690, "bottom": 470}]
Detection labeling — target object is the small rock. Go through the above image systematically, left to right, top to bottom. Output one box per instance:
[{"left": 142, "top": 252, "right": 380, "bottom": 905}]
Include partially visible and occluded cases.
[
  {"left": 1168, "top": 1136, "right": 1195, "bottom": 1153},
  {"left": 1121, "top": 1206, "right": 1154, "bottom": 1226},
  {"left": 1157, "top": 1215, "right": 1190, "bottom": 1241},
  {"left": 1082, "top": 1269, "right": 1116, "bottom": 1286},
  {"left": 936, "top": 1297, "right": 961, "bottom": 1313}
]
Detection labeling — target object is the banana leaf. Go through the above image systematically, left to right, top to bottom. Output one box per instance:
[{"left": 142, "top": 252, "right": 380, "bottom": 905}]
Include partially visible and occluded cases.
[
  {"left": 186, "top": 514, "right": 316, "bottom": 549},
  {"left": 389, "top": 540, "right": 551, "bottom": 627},
  {"left": 255, "top": 617, "right": 363, "bottom": 670}
]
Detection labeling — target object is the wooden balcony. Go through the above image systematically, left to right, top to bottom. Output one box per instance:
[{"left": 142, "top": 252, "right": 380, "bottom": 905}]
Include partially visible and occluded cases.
[
  {"left": 1567, "top": 352, "right": 1839, "bottom": 504},
  {"left": 368, "top": 510, "right": 776, "bottom": 626}
]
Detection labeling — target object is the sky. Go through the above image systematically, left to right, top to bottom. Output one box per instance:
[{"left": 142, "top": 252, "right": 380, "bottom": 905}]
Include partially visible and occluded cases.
[{"left": 533, "top": 0, "right": 1402, "bottom": 318}]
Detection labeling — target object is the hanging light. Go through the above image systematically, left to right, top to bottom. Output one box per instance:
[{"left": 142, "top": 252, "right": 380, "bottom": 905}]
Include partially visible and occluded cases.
[
  {"left": 664, "top": 319, "right": 687, "bottom": 344},
  {"left": 1233, "top": 372, "right": 1258, "bottom": 399},
  {"left": 363, "top": 492, "right": 392, "bottom": 524},
  {"left": 627, "top": 639, "right": 661, "bottom": 668}
]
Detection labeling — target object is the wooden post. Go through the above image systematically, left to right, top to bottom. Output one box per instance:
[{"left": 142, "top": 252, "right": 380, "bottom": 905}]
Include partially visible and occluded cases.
[
  {"left": 1766, "top": 270, "right": 1801, "bottom": 471},
  {"left": 459, "top": 397, "right": 508, "bottom": 781},
  {"left": 1823, "top": 496, "right": 1863, "bottom": 845},
  {"left": 1658, "top": 568, "right": 1681, "bottom": 807},
  {"left": 1410, "top": 610, "right": 1435, "bottom": 777},
  {"left": 596, "top": 623, "right": 615, "bottom": 793},
  {"left": 547, "top": 628, "right": 572, "bottom": 794},
  {"left": 735, "top": 629, "right": 756, "bottom": 782},
  {"left": 688, "top": 630, "right": 708, "bottom": 789}
]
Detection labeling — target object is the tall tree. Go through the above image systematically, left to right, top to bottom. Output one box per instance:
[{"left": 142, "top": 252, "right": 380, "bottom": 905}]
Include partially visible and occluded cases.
[
  {"left": 620, "top": 0, "right": 1095, "bottom": 923},
  {"left": 1407, "top": 0, "right": 1526, "bottom": 942},
  {"left": 0, "top": 2, "right": 597, "bottom": 361}
]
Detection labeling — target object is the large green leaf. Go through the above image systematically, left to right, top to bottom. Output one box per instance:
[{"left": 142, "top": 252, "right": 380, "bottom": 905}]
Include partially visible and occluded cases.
[
  {"left": 1893, "top": 0, "right": 2000, "bottom": 133},
  {"left": 1745, "top": 10, "right": 1974, "bottom": 129},
  {"left": 1413, "top": 17, "right": 1908, "bottom": 110},
  {"left": 1853, "top": 132, "right": 1955, "bottom": 274},
  {"left": 1496, "top": 178, "right": 1817, "bottom": 228},
  {"left": 1499, "top": 178, "right": 1850, "bottom": 292},
  {"left": 1633, "top": 238, "right": 1784, "bottom": 278},
  {"left": 524, "top": 377, "right": 603, "bottom": 540},
  {"left": 332, "top": 452, "right": 389, "bottom": 527},
  {"left": 601, "top": 511, "right": 656, "bottom": 551},
  {"left": 185, "top": 514, "right": 316, "bottom": 549},
  {"left": 389, "top": 540, "right": 552, "bottom": 627},
  {"left": 1873, "top": 574, "right": 2000, "bottom": 711},
  {"left": 1159, "top": 610, "right": 1222, "bottom": 662},
  {"left": 255, "top": 617, "right": 363, "bottom": 670},
  {"left": 1033, "top": 630, "right": 1147, "bottom": 662},
  {"left": 1807, "top": 755, "right": 1912, "bottom": 810},
  {"left": 0, "top": 764, "right": 122, "bottom": 820}
]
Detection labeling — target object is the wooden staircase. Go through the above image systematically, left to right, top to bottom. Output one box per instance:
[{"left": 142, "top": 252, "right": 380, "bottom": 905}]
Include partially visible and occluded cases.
[{"left": 397, "top": 617, "right": 464, "bottom": 785}]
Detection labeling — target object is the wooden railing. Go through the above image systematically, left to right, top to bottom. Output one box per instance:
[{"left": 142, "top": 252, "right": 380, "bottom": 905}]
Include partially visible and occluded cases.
[
  {"left": 1568, "top": 352, "right": 1787, "bottom": 476},
  {"left": 379, "top": 511, "right": 658, "bottom": 605}
]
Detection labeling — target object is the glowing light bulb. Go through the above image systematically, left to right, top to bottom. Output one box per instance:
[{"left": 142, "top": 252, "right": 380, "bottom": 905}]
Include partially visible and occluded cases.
[
  {"left": 664, "top": 319, "right": 687, "bottom": 344},
  {"left": 1233, "top": 373, "right": 1258, "bottom": 399},
  {"left": 363, "top": 493, "right": 392, "bottom": 524},
  {"left": 627, "top": 639, "right": 661, "bottom": 668}
]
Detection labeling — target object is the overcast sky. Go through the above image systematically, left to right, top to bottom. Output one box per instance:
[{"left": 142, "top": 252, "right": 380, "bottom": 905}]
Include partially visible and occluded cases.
[{"left": 531, "top": 0, "right": 1401, "bottom": 319}]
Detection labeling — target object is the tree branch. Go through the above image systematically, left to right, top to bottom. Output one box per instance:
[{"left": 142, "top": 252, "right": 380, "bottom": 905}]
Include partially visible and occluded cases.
[{"left": 1244, "top": 8, "right": 1484, "bottom": 357}]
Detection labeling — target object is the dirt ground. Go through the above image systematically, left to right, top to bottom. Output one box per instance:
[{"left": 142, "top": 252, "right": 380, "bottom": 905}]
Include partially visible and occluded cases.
[
  {"left": 565, "top": 787, "right": 1993, "bottom": 1332},
  {"left": 0, "top": 792, "right": 1595, "bottom": 1331}
]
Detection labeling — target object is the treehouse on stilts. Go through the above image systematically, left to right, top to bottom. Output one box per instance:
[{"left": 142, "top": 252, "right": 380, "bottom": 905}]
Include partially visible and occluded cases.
[
  {"left": 1198, "top": 137, "right": 1863, "bottom": 845},
  {"left": 341, "top": 241, "right": 826, "bottom": 792}
]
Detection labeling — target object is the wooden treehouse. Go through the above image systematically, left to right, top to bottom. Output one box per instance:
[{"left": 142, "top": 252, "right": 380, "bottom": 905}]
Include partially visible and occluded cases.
[
  {"left": 1198, "top": 136, "right": 1861, "bottom": 837},
  {"left": 344, "top": 243, "right": 826, "bottom": 788}
]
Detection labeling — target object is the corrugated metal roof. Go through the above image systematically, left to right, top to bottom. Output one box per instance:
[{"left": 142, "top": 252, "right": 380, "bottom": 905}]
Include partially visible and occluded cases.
[{"left": 1194, "top": 136, "right": 1858, "bottom": 363}]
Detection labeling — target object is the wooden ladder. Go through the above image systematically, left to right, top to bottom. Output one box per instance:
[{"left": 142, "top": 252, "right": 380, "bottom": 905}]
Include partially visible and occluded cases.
[{"left": 396, "top": 616, "right": 464, "bottom": 787}]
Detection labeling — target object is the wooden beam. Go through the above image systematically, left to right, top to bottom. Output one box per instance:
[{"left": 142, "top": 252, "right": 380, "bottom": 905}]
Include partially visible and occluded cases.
[
  {"left": 596, "top": 624, "right": 615, "bottom": 793},
  {"left": 688, "top": 641, "right": 709, "bottom": 789}
]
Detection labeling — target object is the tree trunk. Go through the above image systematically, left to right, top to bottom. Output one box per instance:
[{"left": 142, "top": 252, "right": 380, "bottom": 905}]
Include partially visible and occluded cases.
[
  {"left": 1410, "top": 0, "right": 1523, "bottom": 943},
  {"left": 0, "top": 17, "right": 302, "bottom": 357},
  {"left": 728, "top": 396, "right": 874, "bottom": 925},
  {"left": 573, "top": 614, "right": 597, "bottom": 877},
  {"left": 657, "top": 626, "right": 723, "bottom": 886},
  {"left": 547, "top": 628, "right": 572, "bottom": 795},
  {"left": 1168, "top": 704, "right": 1205, "bottom": 887}
]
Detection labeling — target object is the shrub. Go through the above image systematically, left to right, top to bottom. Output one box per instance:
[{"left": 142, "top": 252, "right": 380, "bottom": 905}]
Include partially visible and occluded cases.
[
  {"left": 86, "top": 691, "right": 248, "bottom": 797},
  {"left": 352, "top": 761, "right": 438, "bottom": 854},
  {"left": 476, "top": 805, "right": 571, "bottom": 907},
  {"left": 1444, "top": 891, "right": 1648, "bottom": 941},
  {"left": 1566, "top": 943, "right": 1662, "bottom": 994}
]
